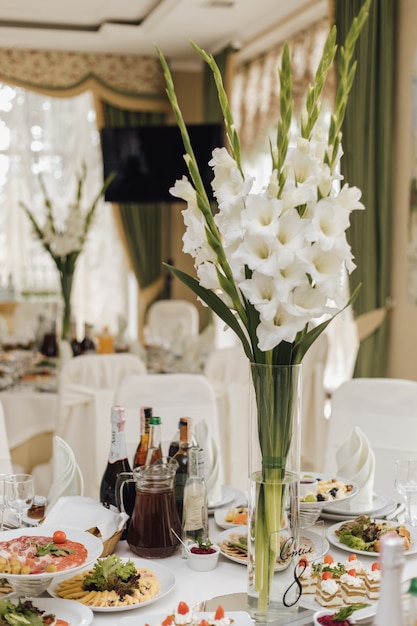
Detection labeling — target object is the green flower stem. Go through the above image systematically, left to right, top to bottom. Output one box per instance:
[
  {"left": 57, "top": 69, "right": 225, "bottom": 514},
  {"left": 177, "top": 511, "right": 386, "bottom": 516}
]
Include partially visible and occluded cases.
[
  {"left": 59, "top": 270, "right": 74, "bottom": 341},
  {"left": 250, "top": 364, "right": 300, "bottom": 615}
]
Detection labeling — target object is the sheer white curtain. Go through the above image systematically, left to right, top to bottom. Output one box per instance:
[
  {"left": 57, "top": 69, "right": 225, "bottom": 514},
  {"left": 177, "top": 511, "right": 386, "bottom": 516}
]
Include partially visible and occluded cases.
[{"left": 0, "top": 85, "right": 129, "bottom": 339}]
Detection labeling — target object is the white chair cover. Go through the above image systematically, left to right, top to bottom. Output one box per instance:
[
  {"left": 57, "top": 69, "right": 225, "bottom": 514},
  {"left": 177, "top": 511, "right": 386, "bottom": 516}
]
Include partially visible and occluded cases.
[
  {"left": 145, "top": 299, "right": 199, "bottom": 353},
  {"left": 204, "top": 335, "right": 329, "bottom": 488},
  {"left": 204, "top": 345, "right": 250, "bottom": 491},
  {"left": 50, "top": 353, "right": 146, "bottom": 499},
  {"left": 115, "top": 373, "right": 224, "bottom": 506},
  {"left": 325, "top": 377, "right": 417, "bottom": 500},
  {"left": 0, "top": 400, "right": 13, "bottom": 474},
  {"left": 45, "top": 436, "right": 84, "bottom": 511}
]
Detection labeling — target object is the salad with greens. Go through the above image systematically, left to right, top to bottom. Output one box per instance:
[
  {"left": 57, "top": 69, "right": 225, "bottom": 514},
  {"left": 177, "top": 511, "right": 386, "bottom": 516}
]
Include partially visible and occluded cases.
[{"left": 0, "top": 599, "right": 55, "bottom": 626}]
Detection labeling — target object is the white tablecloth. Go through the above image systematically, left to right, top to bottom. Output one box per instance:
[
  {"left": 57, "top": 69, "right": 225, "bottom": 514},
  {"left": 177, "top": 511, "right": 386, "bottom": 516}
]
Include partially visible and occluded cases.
[
  {"left": 0, "top": 385, "right": 58, "bottom": 448},
  {"left": 65, "top": 515, "right": 417, "bottom": 626}
]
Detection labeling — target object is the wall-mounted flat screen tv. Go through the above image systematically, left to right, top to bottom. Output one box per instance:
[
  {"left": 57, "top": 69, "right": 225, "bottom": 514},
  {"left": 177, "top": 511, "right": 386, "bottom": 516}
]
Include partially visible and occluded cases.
[{"left": 100, "top": 123, "right": 223, "bottom": 203}]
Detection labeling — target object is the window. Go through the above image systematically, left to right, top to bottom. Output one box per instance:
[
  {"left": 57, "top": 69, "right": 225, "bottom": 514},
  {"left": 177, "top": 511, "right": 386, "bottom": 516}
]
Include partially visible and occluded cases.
[{"left": 0, "top": 85, "right": 129, "bottom": 340}]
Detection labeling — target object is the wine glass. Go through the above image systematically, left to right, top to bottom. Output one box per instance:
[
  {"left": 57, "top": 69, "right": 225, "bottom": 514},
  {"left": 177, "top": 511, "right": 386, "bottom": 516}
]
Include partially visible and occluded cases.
[
  {"left": 395, "top": 459, "right": 417, "bottom": 526},
  {"left": 5, "top": 473, "right": 34, "bottom": 528}
]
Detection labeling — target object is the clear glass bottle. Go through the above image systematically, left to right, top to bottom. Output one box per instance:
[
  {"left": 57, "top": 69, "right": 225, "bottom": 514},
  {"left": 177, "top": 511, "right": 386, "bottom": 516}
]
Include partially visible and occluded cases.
[
  {"left": 99, "top": 405, "right": 132, "bottom": 509},
  {"left": 133, "top": 406, "right": 152, "bottom": 468},
  {"left": 145, "top": 415, "right": 163, "bottom": 465},
  {"left": 172, "top": 417, "right": 192, "bottom": 520},
  {"left": 168, "top": 418, "right": 198, "bottom": 458},
  {"left": 182, "top": 447, "right": 208, "bottom": 548},
  {"left": 372, "top": 534, "right": 405, "bottom": 626}
]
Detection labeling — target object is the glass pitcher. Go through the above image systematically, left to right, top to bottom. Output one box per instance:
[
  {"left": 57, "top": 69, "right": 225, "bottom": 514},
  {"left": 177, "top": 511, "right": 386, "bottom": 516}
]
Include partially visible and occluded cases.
[{"left": 116, "top": 457, "right": 181, "bottom": 558}]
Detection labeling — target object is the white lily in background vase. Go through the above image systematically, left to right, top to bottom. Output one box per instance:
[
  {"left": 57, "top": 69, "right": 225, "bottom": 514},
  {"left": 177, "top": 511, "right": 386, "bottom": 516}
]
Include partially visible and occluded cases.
[
  {"left": 157, "top": 0, "right": 370, "bottom": 619},
  {"left": 20, "top": 164, "right": 115, "bottom": 341}
]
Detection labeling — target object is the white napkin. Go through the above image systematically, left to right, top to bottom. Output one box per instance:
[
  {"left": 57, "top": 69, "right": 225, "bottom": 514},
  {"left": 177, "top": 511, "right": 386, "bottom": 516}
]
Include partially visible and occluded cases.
[
  {"left": 194, "top": 419, "right": 223, "bottom": 506},
  {"left": 335, "top": 426, "right": 375, "bottom": 511},
  {"left": 44, "top": 495, "right": 128, "bottom": 542}
]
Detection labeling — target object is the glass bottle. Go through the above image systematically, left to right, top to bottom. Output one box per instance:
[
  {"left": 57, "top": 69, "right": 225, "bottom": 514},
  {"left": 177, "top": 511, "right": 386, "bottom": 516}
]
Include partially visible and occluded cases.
[
  {"left": 70, "top": 318, "right": 82, "bottom": 356},
  {"left": 41, "top": 319, "right": 58, "bottom": 357},
  {"left": 80, "top": 322, "right": 95, "bottom": 354},
  {"left": 97, "top": 325, "right": 114, "bottom": 354},
  {"left": 99, "top": 405, "right": 132, "bottom": 509},
  {"left": 133, "top": 406, "right": 152, "bottom": 468},
  {"left": 145, "top": 415, "right": 163, "bottom": 465},
  {"left": 172, "top": 417, "right": 192, "bottom": 520},
  {"left": 168, "top": 418, "right": 198, "bottom": 458},
  {"left": 182, "top": 447, "right": 208, "bottom": 547},
  {"left": 372, "top": 534, "right": 405, "bottom": 626}
]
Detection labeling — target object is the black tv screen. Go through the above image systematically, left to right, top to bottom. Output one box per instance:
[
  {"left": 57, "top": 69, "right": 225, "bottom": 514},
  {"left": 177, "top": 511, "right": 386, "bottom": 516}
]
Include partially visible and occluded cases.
[{"left": 100, "top": 123, "right": 223, "bottom": 203}]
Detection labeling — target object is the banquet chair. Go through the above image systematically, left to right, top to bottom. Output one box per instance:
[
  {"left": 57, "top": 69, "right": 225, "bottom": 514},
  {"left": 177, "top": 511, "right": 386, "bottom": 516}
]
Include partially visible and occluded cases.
[
  {"left": 145, "top": 299, "right": 199, "bottom": 353},
  {"left": 32, "top": 353, "right": 147, "bottom": 499},
  {"left": 114, "top": 373, "right": 224, "bottom": 506},
  {"left": 324, "top": 377, "right": 417, "bottom": 500},
  {"left": 0, "top": 400, "right": 13, "bottom": 474},
  {"left": 44, "top": 436, "right": 84, "bottom": 511}
]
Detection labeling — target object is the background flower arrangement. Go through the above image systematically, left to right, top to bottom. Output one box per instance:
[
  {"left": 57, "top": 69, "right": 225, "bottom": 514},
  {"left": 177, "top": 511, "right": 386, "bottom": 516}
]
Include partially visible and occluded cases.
[
  {"left": 156, "top": 0, "right": 370, "bottom": 618},
  {"left": 20, "top": 163, "right": 115, "bottom": 341}
]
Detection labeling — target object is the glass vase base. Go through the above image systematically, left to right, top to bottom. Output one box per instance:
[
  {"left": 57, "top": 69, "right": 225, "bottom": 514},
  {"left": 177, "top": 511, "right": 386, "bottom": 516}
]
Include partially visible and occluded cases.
[{"left": 247, "top": 592, "right": 299, "bottom": 623}]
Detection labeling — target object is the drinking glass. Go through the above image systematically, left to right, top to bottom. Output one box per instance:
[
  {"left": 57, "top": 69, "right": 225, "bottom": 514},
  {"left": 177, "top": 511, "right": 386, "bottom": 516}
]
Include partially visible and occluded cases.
[
  {"left": 395, "top": 459, "right": 417, "bottom": 526},
  {"left": 5, "top": 473, "right": 34, "bottom": 528},
  {"left": 0, "top": 474, "right": 7, "bottom": 531}
]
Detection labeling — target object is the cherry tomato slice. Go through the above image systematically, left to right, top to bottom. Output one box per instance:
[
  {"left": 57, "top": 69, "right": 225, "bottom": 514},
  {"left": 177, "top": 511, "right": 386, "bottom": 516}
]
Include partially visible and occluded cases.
[
  {"left": 177, "top": 602, "right": 190, "bottom": 615},
  {"left": 214, "top": 605, "right": 225, "bottom": 620}
]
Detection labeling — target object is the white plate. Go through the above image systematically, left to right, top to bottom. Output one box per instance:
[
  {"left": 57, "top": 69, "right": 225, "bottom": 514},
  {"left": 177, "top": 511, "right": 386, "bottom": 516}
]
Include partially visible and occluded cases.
[
  {"left": 299, "top": 473, "right": 359, "bottom": 509},
  {"left": 208, "top": 486, "right": 245, "bottom": 511},
  {"left": 324, "top": 493, "right": 387, "bottom": 517},
  {"left": 320, "top": 495, "right": 397, "bottom": 521},
  {"left": 214, "top": 505, "right": 248, "bottom": 529},
  {"left": 326, "top": 519, "right": 417, "bottom": 557},
  {"left": 0, "top": 525, "right": 103, "bottom": 583},
  {"left": 216, "top": 526, "right": 329, "bottom": 566},
  {"left": 48, "top": 557, "right": 176, "bottom": 613},
  {"left": 0, "top": 578, "right": 16, "bottom": 599},
  {"left": 299, "top": 592, "right": 376, "bottom": 621},
  {"left": 11, "top": 597, "right": 93, "bottom": 626},
  {"left": 119, "top": 611, "right": 254, "bottom": 626}
]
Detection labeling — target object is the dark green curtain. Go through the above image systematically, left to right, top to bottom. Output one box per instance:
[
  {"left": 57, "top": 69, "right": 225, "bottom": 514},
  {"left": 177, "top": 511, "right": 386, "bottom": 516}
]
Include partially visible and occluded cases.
[
  {"left": 334, "top": 0, "right": 395, "bottom": 376},
  {"left": 102, "top": 105, "right": 166, "bottom": 291}
]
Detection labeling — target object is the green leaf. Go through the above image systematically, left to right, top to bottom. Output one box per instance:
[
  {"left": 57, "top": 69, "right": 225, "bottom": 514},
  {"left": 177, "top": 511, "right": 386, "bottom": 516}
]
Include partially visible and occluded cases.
[
  {"left": 165, "top": 263, "right": 254, "bottom": 360},
  {"left": 333, "top": 603, "right": 370, "bottom": 621}
]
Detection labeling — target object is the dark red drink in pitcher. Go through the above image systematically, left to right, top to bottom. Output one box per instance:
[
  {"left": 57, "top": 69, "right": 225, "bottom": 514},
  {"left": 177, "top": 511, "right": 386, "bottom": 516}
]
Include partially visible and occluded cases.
[{"left": 116, "top": 457, "right": 181, "bottom": 558}]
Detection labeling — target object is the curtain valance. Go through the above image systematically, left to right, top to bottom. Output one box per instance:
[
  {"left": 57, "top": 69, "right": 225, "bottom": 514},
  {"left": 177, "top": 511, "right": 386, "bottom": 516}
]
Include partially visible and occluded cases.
[
  {"left": 231, "top": 19, "right": 333, "bottom": 150},
  {"left": 0, "top": 48, "right": 169, "bottom": 109}
]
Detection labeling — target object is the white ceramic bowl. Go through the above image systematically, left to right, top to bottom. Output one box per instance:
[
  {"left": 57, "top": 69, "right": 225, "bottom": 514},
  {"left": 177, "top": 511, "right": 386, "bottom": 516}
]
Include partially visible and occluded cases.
[
  {"left": 187, "top": 543, "right": 220, "bottom": 571},
  {"left": 313, "top": 609, "right": 356, "bottom": 625}
]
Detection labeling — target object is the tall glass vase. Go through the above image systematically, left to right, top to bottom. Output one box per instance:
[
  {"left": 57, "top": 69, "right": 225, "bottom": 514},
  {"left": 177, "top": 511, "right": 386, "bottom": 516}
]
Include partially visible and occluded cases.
[
  {"left": 59, "top": 270, "right": 74, "bottom": 341},
  {"left": 247, "top": 362, "right": 302, "bottom": 622}
]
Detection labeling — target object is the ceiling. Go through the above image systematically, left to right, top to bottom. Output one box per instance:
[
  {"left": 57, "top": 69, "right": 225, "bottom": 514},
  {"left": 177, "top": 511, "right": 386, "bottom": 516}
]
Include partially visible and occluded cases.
[{"left": 0, "top": 0, "right": 329, "bottom": 68}]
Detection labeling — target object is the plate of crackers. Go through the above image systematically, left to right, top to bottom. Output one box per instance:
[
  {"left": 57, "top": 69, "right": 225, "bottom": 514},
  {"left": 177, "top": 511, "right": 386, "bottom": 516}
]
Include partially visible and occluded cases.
[
  {"left": 215, "top": 526, "right": 329, "bottom": 566},
  {"left": 47, "top": 555, "right": 175, "bottom": 612}
]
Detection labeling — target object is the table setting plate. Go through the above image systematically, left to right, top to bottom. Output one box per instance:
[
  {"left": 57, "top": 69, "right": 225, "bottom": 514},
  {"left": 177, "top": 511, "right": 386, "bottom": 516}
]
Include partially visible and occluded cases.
[
  {"left": 299, "top": 472, "right": 359, "bottom": 510},
  {"left": 208, "top": 485, "right": 245, "bottom": 512},
  {"left": 323, "top": 493, "right": 387, "bottom": 517},
  {"left": 320, "top": 494, "right": 397, "bottom": 521},
  {"left": 214, "top": 505, "right": 247, "bottom": 529},
  {"left": 326, "top": 519, "right": 417, "bottom": 557},
  {"left": 216, "top": 526, "right": 329, "bottom": 565},
  {"left": 48, "top": 556, "right": 176, "bottom": 612},
  {"left": 8, "top": 597, "right": 94, "bottom": 626},
  {"left": 119, "top": 610, "right": 254, "bottom": 626}
]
